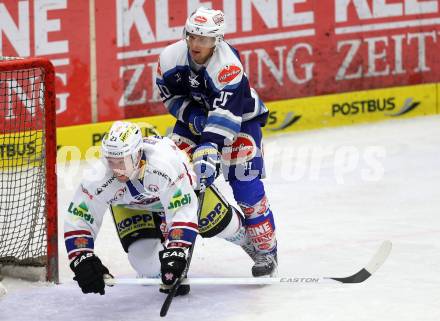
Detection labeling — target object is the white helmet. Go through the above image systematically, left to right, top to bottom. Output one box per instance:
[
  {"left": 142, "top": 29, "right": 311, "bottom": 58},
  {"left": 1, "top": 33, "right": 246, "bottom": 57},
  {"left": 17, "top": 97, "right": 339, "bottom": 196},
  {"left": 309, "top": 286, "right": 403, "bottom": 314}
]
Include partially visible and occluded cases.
[
  {"left": 185, "top": 7, "right": 226, "bottom": 46},
  {"left": 102, "top": 121, "right": 142, "bottom": 160}
]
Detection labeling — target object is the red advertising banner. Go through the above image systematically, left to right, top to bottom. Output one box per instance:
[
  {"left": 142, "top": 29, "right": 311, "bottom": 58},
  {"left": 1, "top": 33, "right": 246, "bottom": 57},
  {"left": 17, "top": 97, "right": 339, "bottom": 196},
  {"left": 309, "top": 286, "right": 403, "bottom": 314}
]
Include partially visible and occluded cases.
[
  {"left": 0, "top": 0, "right": 91, "bottom": 127},
  {"left": 2, "top": 0, "right": 440, "bottom": 126},
  {"left": 94, "top": 0, "right": 186, "bottom": 121},
  {"left": 95, "top": 0, "right": 440, "bottom": 122}
]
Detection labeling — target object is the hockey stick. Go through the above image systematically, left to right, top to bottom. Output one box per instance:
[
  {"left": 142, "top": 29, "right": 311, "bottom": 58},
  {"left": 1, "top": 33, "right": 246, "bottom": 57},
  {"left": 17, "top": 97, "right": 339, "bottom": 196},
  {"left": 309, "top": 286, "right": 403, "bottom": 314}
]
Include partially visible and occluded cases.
[
  {"left": 159, "top": 189, "right": 206, "bottom": 317},
  {"left": 105, "top": 240, "right": 391, "bottom": 287}
]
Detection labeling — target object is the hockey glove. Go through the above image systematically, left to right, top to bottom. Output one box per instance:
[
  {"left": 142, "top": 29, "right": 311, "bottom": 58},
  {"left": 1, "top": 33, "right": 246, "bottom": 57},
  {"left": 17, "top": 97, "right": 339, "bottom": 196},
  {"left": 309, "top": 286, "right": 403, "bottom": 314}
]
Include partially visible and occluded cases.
[
  {"left": 188, "top": 113, "right": 206, "bottom": 136},
  {"left": 193, "top": 142, "right": 220, "bottom": 190},
  {"left": 159, "top": 248, "right": 187, "bottom": 285},
  {"left": 70, "top": 252, "right": 110, "bottom": 295},
  {"left": 159, "top": 283, "right": 191, "bottom": 296}
]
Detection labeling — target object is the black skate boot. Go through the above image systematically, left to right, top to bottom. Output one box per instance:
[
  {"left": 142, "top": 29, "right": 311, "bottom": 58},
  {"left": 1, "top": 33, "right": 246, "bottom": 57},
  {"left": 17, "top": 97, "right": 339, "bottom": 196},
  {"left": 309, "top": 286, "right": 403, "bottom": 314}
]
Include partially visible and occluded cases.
[{"left": 251, "top": 250, "right": 278, "bottom": 277}]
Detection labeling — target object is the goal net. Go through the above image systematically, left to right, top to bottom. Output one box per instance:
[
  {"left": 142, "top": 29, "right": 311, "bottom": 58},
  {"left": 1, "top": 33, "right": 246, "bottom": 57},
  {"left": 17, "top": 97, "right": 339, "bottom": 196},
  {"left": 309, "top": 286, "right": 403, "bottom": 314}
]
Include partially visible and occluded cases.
[{"left": 0, "top": 57, "right": 58, "bottom": 283}]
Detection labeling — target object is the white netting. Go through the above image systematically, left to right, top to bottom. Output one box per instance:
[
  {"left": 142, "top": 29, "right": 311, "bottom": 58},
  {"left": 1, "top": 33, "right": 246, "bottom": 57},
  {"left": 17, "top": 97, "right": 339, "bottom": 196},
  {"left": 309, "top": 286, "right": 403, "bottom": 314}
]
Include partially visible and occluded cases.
[{"left": 0, "top": 64, "right": 48, "bottom": 277}]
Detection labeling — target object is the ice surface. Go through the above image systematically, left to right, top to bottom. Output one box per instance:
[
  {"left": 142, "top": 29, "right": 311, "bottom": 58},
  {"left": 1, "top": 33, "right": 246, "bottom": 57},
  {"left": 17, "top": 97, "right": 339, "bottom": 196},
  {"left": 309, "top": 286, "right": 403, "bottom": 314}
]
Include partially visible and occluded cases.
[{"left": 1, "top": 116, "right": 439, "bottom": 321}]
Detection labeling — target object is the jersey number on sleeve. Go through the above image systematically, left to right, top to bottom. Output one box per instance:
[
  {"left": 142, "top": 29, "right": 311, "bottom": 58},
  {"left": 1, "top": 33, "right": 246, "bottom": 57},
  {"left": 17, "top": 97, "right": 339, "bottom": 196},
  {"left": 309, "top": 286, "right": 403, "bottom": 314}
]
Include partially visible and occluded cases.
[{"left": 158, "top": 84, "right": 172, "bottom": 100}]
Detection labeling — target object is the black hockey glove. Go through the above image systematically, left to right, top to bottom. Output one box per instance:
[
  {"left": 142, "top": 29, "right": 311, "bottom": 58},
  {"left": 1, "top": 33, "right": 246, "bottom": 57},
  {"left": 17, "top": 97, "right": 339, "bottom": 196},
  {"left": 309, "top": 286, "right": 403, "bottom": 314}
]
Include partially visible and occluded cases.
[
  {"left": 159, "top": 248, "right": 187, "bottom": 285},
  {"left": 70, "top": 252, "right": 110, "bottom": 295}
]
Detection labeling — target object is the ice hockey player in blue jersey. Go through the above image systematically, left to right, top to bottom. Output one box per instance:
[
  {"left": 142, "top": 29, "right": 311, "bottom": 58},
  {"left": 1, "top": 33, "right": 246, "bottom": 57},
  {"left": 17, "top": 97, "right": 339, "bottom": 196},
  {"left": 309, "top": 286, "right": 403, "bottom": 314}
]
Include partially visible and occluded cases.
[{"left": 156, "top": 7, "right": 278, "bottom": 277}]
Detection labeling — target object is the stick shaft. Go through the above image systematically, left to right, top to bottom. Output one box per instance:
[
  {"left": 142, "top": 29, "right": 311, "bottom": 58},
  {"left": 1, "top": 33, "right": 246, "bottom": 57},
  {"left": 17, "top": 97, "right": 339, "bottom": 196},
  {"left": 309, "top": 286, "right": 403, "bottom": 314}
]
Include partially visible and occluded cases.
[
  {"left": 159, "top": 190, "right": 206, "bottom": 317},
  {"left": 106, "top": 277, "right": 340, "bottom": 286}
]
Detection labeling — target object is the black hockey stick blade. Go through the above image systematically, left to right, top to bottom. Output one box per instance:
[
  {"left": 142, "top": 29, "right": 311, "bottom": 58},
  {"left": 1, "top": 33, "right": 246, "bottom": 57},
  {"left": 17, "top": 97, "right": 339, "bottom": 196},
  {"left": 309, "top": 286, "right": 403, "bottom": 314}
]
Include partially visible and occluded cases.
[
  {"left": 327, "top": 240, "right": 392, "bottom": 283},
  {"left": 160, "top": 279, "right": 182, "bottom": 317}
]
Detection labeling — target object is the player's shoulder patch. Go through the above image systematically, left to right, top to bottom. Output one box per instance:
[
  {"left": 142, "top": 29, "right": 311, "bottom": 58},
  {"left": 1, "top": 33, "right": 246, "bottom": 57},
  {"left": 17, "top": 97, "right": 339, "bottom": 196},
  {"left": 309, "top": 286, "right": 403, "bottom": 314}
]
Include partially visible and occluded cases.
[
  {"left": 159, "top": 40, "right": 188, "bottom": 76},
  {"left": 206, "top": 42, "right": 243, "bottom": 91},
  {"left": 217, "top": 64, "right": 242, "bottom": 84}
]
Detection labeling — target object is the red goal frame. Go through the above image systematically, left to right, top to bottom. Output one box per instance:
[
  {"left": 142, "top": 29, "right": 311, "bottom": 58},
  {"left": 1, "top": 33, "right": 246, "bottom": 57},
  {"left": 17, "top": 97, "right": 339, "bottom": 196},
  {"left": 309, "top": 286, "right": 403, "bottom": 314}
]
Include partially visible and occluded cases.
[{"left": 0, "top": 57, "right": 58, "bottom": 283}]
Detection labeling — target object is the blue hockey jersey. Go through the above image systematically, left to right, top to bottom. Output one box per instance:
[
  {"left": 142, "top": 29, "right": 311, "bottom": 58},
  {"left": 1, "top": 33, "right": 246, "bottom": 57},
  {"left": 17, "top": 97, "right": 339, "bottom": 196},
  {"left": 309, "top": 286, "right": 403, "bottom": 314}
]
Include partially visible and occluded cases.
[{"left": 156, "top": 40, "right": 268, "bottom": 148}]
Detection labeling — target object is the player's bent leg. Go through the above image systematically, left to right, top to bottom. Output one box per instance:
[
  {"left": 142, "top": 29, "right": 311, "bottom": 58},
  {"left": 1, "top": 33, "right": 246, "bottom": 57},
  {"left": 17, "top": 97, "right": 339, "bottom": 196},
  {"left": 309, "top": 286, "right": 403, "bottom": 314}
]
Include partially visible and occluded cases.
[
  {"left": 230, "top": 178, "right": 278, "bottom": 277},
  {"left": 197, "top": 184, "right": 268, "bottom": 268},
  {"left": 198, "top": 185, "right": 249, "bottom": 245},
  {"left": 110, "top": 205, "right": 190, "bottom": 296},
  {"left": 215, "top": 207, "right": 262, "bottom": 263},
  {"left": 127, "top": 238, "right": 162, "bottom": 278}
]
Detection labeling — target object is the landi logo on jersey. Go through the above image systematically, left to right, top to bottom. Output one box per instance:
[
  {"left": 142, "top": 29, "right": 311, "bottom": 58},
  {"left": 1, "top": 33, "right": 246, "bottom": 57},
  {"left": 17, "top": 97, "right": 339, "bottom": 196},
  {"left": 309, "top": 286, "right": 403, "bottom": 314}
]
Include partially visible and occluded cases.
[
  {"left": 194, "top": 15, "right": 207, "bottom": 23},
  {"left": 217, "top": 65, "right": 241, "bottom": 84},
  {"left": 222, "top": 133, "right": 257, "bottom": 165},
  {"left": 168, "top": 189, "right": 191, "bottom": 210},
  {"left": 68, "top": 202, "right": 94, "bottom": 224}
]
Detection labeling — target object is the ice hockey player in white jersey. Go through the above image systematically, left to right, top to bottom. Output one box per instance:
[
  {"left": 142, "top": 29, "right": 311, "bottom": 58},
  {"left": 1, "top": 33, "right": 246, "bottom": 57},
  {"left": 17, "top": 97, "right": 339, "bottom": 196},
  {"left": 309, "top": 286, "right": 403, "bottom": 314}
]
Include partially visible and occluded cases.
[
  {"left": 156, "top": 7, "right": 278, "bottom": 277},
  {"left": 65, "top": 121, "right": 250, "bottom": 296}
]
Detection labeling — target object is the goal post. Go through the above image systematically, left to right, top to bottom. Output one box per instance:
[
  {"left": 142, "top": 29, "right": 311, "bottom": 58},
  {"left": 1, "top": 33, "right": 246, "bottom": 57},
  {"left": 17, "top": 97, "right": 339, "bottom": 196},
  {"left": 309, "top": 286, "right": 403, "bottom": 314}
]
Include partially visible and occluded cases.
[{"left": 0, "top": 57, "right": 58, "bottom": 283}]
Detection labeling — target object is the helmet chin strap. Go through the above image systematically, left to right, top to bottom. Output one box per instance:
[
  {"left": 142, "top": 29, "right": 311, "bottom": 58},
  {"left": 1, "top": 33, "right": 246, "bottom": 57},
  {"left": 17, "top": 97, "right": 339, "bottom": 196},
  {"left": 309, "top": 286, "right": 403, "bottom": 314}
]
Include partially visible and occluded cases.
[
  {"left": 128, "top": 150, "right": 142, "bottom": 180},
  {"left": 131, "top": 150, "right": 141, "bottom": 168}
]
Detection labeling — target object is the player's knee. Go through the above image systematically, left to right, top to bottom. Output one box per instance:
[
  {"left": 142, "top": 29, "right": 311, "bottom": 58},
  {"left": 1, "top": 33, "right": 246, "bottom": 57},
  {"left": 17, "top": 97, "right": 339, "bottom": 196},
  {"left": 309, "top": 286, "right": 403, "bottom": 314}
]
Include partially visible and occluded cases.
[
  {"left": 229, "top": 178, "right": 273, "bottom": 219},
  {"left": 230, "top": 178, "right": 265, "bottom": 207},
  {"left": 215, "top": 207, "right": 247, "bottom": 246},
  {"left": 127, "top": 239, "right": 162, "bottom": 278}
]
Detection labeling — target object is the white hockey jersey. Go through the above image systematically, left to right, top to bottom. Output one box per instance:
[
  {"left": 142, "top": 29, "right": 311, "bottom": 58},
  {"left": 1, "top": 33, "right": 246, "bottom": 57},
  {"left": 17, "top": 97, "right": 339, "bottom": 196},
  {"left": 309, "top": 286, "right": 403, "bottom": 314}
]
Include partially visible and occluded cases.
[{"left": 64, "top": 136, "right": 198, "bottom": 261}]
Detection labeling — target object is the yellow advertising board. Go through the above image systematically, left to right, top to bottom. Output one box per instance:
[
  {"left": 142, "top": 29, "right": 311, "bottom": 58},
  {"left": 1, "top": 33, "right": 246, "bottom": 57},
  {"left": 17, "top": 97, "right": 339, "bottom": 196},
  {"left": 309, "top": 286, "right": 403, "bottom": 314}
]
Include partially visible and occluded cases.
[
  {"left": 55, "top": 83, "right": 439, "bottom": 162},
  {"left": 263, "top": 83, "right": 437, "bottom": 134},
  {"left": 437, "top": 83, "right": 440, "bottom": 115},
  {"left": 56, "top": 115, "right": 175, "bottom": 162},
  {"left": 0, "top": 130, "right": 44, "bottom": 168}
]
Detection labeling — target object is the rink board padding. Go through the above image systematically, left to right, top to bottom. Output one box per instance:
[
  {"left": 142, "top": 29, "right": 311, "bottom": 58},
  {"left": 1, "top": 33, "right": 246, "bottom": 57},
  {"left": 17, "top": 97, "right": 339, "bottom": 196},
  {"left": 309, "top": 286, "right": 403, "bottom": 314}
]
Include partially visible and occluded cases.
[
  {"left": 54, "top": 82, "right": 440, "bottom": 162},
  {"left": 265, "top": 82, "right": 437, "bottom": 132},
  {"left": 0, "top": 130, "right": 44, "bottom": 168}
]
